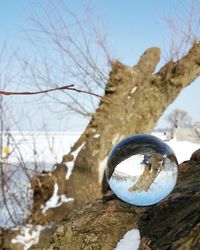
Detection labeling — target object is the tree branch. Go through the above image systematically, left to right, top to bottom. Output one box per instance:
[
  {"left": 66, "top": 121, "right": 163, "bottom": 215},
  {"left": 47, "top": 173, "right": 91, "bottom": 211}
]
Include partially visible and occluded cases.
[{"left": 0, "top": 84, "right": 111, "bottom": 102}]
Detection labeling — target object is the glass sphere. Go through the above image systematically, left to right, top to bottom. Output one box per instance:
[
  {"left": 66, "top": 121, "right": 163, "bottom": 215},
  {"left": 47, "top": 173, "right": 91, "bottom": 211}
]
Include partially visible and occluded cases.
[{"left": 106, "top": 134, "right": 178, "bottom": 206}]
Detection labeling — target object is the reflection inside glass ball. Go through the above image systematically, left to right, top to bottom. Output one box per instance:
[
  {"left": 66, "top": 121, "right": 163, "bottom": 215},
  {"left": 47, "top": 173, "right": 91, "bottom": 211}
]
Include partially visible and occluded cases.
[{"left": 106, "top": 134, "right": 178, "bottom": 206}]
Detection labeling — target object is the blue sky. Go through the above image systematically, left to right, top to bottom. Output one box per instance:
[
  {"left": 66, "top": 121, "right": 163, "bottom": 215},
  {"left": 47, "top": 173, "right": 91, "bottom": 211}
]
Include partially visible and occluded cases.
[{"left": 0, "top": 0, "right": 199, "bottom": 131}]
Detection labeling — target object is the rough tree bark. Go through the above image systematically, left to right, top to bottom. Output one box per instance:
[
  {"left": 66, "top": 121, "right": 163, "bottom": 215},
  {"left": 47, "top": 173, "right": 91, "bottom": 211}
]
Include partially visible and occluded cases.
[
  {"left": 29, "top": 43, "right": 200, "bottom": 223},
  {"left": 21, "top": 150, "right": 200, "bottom": 249}
]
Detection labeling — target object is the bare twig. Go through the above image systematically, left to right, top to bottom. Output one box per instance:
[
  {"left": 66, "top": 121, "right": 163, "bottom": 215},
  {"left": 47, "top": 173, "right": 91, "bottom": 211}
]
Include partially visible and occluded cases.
[{"left": 0, "top": 84, "right": 111, "bottom": 102}]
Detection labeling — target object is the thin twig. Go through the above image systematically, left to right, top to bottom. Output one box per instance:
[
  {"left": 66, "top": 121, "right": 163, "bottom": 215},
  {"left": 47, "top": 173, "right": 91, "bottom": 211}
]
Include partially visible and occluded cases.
[
  {"left": 0, "top": 84, "right": 111, "bottom": 102},
  {"left": 0, "top": 84, "right": 73, "bottom": 95},
  {"left": 66, "top": 86, "right": 111, "bottom": 103}
]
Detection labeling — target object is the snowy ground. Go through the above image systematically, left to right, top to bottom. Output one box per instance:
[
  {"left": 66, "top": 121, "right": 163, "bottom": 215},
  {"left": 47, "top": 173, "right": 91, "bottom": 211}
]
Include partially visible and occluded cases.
[
  {"left": 1, "top": 131, "right": 81, "bottom": 167},
  {"left": 152, "top": 132, "right": 200, "bottom": 163},
  {"left": 166, "top": 138, "right": 200, "bottom": 163}
]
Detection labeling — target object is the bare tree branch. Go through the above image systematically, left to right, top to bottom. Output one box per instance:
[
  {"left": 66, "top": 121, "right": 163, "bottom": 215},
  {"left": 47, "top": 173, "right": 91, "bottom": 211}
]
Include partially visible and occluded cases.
[{"left": 0, "top": 84, "right": 111, "bottom": 102}]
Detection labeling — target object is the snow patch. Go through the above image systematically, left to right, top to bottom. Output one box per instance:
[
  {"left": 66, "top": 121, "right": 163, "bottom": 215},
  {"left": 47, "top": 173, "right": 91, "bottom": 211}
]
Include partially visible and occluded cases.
[
  {"left": 130, "top": 86, "right": 137, "bottom": 94},
  {"left": 94, "top": 134, "right": 100, "bottom": 138},
  {"left": 166, "top": 137, "right": 200, "bottom": 163},
  {"left": 65, "top": 142, "right": 85, "bottom": 179},
  {"left": 99, "top": 157, "right": 108, "bottom": 184},
  {"left": 41, "top": 182, "right": 73, "bottom": 214},
  {"left": 11, "top": 224, "right": 44, "bottom": 250},
  {"left": 115, "top": 228, "right": 140, "bottom": 250}
]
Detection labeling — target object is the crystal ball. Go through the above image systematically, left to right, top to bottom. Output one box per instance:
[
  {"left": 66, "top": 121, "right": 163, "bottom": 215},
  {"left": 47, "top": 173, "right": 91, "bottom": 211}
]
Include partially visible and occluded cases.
[{"left": 106, "top": 134, "right": 178, "bottom": 206}]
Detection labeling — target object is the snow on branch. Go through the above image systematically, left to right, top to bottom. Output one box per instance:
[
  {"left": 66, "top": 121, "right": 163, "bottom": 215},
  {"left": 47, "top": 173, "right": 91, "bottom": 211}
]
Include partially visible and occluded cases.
[
  {"left": 41, "top": 182, "right": 73, "bottom": 214},
  {"left": 11, "top": 224, "right": 45, "bottom": 250}
]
